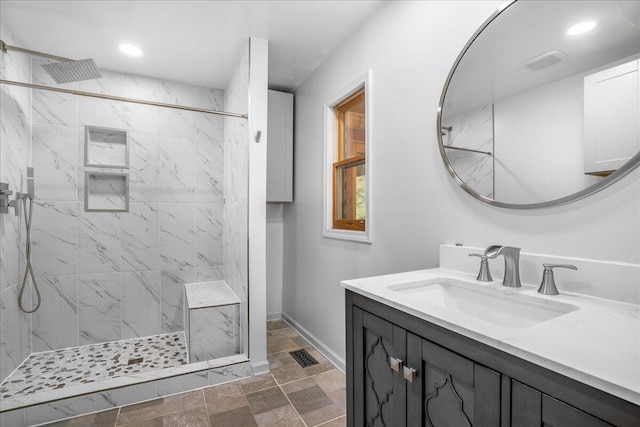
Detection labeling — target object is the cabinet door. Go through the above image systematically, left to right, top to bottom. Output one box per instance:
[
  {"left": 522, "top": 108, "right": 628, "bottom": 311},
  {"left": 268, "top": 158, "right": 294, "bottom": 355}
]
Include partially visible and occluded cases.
[
  {"left": 584, "top": 59, "right": 639, "bottom": 174},
  {"left": 267, "top": 90, "right": 293, "bottom": 202},
  {"left": 351, "top": 307, "right": 407, "bottom": 427},
  {"left": 405, "top": 333, "right": 501, "bottom": 427},
  {"left": 511, "top": 380, "right": 612, "bottom": 427}
]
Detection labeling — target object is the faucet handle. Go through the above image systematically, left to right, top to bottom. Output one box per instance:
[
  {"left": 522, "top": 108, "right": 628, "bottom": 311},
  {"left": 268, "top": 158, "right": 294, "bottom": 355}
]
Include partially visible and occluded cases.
[
  {"left": 469, "top": 254, "right": 493, "bottom": 282},
  {"left": 537, "top": 264, "right": 578, "bottom": 295}
]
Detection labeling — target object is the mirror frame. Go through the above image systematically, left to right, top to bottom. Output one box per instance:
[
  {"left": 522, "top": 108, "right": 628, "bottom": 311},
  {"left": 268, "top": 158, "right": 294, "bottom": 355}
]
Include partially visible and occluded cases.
[{"left": 437, "top": 0, "right": 640, "bottom": 209}]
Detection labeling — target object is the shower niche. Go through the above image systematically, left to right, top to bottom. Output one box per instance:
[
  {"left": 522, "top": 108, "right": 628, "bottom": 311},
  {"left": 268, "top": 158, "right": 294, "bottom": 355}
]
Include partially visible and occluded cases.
[
  {"left": 83, "top": 125, "right": 130, "bottom": 212},
  {"left": 84, "top": 125, "right": 129, "bottom": 168},
  {"left": 84, "top": 171, "right": 129, "bottom": 212}
]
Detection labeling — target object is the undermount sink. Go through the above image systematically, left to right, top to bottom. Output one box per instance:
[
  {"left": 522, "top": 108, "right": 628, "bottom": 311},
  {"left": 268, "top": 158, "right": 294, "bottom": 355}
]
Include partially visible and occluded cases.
[{"left": 388, "top": 278, "right": 579, "bottom": 328}]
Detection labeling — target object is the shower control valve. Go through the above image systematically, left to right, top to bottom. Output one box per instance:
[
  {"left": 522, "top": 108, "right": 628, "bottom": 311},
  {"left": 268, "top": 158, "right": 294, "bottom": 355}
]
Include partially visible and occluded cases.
[{"left": 0, "top": 182, "right": 13, "bottom": 214}]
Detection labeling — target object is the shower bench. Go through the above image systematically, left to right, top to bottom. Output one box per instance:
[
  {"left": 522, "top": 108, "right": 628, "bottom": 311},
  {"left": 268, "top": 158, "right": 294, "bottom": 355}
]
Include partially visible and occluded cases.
[{"left": 183, "top": 281, "right": 241, "bottom": 363}]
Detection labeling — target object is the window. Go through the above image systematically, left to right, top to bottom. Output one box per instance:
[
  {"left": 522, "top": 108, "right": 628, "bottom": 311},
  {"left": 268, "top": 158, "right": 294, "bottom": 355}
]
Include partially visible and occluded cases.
[
  {"left": 323, "top": 70, "right": 372, "bottom": 243},
  {"left": 334, "top": 90, "right": 366, "bottom": 231}
]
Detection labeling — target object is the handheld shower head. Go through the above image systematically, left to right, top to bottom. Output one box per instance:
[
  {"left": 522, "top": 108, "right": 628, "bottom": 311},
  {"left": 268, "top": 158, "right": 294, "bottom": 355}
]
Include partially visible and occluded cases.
[{"left": 26, "top": 167, "right": 34, "bottom": 197}]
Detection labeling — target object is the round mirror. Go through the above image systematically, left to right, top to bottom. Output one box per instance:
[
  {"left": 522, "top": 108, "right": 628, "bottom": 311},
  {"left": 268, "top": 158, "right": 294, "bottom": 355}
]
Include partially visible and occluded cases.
[{"left": 438, "top": 0, "right": 640, "bottom": 209}]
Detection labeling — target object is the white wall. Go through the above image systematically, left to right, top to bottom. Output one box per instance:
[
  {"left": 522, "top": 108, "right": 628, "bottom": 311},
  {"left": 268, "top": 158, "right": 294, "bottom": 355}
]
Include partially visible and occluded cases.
[
  {"left": 283, "top": 0, "right": 640, "bottom": 368},
  {"left": 494, "top": 74, "right": 600, "bottom": 204},
  {"left": 266, "top": 203, "right": 283, "bottom": 319}
]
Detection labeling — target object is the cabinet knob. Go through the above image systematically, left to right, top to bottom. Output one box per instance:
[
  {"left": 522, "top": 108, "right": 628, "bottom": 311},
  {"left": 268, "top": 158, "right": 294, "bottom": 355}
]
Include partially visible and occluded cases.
[
  {"left": 389, "top": 356, "right": 403, "bottom": 372},
  {"left": 403, "top": 366, "right": 418, "bottom": 383}
]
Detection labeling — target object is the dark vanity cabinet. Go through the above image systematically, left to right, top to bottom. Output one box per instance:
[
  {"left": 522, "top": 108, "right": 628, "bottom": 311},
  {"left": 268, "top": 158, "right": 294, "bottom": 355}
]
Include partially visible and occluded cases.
[{"left": 346, "top": 291, "right": 640, "bottom": 427}]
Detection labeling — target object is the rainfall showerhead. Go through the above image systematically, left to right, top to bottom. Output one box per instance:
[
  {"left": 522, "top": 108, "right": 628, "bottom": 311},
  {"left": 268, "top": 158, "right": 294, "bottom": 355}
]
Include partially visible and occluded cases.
[
  {"left": 0, "top": 40, "right": 102, "bottom": 84},
  {"left": 41, "top": 58, "right": 103, "bottom": 84}
]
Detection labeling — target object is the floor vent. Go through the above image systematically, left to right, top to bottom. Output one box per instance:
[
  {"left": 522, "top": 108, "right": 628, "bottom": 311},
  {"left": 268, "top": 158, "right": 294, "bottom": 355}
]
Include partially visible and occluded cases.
[
  {"left": 289, "top": 349, "right": 319, "bottom": 368},
  {"left": 127, "top": 357, "right": 144, "bottom": 365}
]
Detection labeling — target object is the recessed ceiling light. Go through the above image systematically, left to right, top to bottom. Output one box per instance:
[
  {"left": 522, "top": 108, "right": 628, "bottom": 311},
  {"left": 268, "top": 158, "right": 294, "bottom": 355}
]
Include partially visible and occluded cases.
[
  {"left": 566, "top": 21, "right": 597, "bottom": 36},
  {"left": 118, "top": 43, "right": 143, "bottom": 57}
]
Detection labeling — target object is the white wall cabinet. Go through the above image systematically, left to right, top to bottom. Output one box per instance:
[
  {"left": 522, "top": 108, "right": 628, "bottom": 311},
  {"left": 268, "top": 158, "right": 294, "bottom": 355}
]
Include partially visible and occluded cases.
[
  {"left": 584, "top": 59, "right": 639, "bottom": 174},
  {"left": 267, "top": 90, "right": 294, "bottom": 202}
]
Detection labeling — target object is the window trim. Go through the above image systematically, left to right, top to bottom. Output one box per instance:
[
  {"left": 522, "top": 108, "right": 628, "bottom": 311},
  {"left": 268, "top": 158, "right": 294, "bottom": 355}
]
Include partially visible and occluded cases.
[{"left": 323, "top": 70, "right": 373, "bottom": 243}]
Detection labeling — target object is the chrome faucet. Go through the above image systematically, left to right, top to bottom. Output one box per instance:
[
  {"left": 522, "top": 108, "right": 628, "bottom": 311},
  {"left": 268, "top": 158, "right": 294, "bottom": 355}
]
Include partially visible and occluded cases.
[{"left": 484, "top": 245, "right": 521, "bottom": 288}]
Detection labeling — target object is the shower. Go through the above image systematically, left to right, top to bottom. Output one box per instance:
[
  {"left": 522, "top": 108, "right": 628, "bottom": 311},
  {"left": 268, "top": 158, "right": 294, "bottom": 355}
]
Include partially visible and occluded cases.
[{"left": 0, "top": 34, "right": 252, "bottom": 421}]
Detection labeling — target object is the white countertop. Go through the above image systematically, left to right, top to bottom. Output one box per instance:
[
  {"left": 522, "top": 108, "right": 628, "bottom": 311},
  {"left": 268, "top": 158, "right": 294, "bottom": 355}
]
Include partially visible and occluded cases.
[{"left": 341, "top": 268, "right": 640, "bottom": 406}]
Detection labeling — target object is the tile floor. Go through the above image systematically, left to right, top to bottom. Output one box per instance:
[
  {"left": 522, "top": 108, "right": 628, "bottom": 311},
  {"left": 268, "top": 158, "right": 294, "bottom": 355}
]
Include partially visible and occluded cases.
[
  {"left": 39, "top": 320, "right": 346, "bottom": 426},
  {"left": 1, "top": 333, "right": 187, "bottom": 401}
]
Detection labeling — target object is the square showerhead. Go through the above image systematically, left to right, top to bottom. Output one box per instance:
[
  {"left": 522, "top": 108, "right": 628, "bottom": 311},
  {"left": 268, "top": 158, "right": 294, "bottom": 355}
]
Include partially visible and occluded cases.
[{"left": 41, "top": 58, "right": 103, "bottom": 84}]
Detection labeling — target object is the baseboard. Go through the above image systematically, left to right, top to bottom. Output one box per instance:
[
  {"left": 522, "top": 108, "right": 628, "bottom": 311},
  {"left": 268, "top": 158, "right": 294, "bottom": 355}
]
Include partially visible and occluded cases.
[
  {"left": 267, "top": 312, "right": 282, "bottom": 321},
  {"left": 281, "top": 313, "right": 346, "bottom": 373},
  {"left": 251, "top": 360, "right": 270, "bottom": 376}
]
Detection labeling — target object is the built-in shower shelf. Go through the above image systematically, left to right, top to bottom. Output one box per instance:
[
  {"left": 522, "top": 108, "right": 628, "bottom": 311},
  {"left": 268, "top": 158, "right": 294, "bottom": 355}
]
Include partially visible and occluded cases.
[
  {"left": 84, "top": 125, "right": 129, "bottom": 168},
  {"left": 84, "top": 171, "right": 129, "bottom": 212},
  {"left": 184, "top": 281, "right": 241, "bottom": 363}
]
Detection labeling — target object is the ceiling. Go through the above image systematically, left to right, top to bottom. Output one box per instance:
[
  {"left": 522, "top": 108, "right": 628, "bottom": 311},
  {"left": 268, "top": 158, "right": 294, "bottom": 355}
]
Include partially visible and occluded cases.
[
  {"left": 0, "top": 0, "right": 384, "bottom": 91},
  {"left": 443, "top": 0, "right": 640, "bottom": 116}
]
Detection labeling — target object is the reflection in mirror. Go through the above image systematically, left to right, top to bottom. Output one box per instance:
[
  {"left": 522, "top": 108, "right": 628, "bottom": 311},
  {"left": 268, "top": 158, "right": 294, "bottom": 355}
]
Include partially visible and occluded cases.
[{"left": 439, "top": 0, "right": 640, "bottom": 207}]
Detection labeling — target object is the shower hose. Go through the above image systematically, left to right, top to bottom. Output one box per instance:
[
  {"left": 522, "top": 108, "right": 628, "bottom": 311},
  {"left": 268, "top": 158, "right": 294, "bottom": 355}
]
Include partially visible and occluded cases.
[{"left": 18, "top": 196, "right": 41, "bottom": 313}]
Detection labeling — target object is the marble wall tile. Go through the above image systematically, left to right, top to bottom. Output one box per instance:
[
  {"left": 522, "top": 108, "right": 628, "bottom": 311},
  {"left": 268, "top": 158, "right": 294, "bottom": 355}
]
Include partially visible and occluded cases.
[
  {"left": 31, "top": 58, "right": 77, "bottom": 126},
  {"left": 79, "top": 70, "right": 160, "bottom": 102},
  {"left": 159, "top": 81, "right": 198, "bottom": 139},
  {"left": 1, "top": 86, "right": 30, "bottom": 193},
  {"left": 196, "top": 87, "right": 224, "bottom": 111},
  {"left": 32, "top": 89, "right": 77, "bottom": 127},
  {"left": 78, "top": 97, "right": 128, "bottom": 130},
  {"left": 122, "top": 102, "right": 159, "bottom": 135},
  {"left": 443, "top": 104, "right": 494, "bottom": 198},
  {"left": 159, "top": 108, "right": 198, "bottom": 139},
  {"left": 197, "top": 113, "right": 224, "bottom": 142},
  {"left": 223, "top": 117, "right": 249, "bottom": 204},
  {"left": 32, "top": 123, "right": 78, "bottom": 201},
  {"left": 129, "top": 133, "right": 160, "bottom": 203},
  {"left": 159, "top": 136, "right": 196, "bottom": 203},
  {"left": 196, "top": 137, "right": 224, "bottom": 204},
  {"left": 466, "top": 153, "right": 494, "bottom": 198},
  {"left": 223, "top": 200, "right": 248, "bottom": 303},
  {"left": 31, "top": 201, "right": 78, "bottom": 277},
  {"left": 121, "top": 202, "right": 159, "bottom": 272},
  {"left": 159, "top": 203, "right": 196, "bottom": 270},
  {"left": 196, "top": 204, "right": 223, "bottom": 267},
  {"left": 0, "top": 208, "right": 21, "bottom": 291},
  {"left": 78, "top": 208, "right": 121, "bottom": 274},
  {"left": 161, "top": 267, "right": 196, "bottom": 333},
  {"left": 196, "top": 267, "right": 224, "bottom": 282},
  {"left": 121, "top": 270, "right": 161, "bottom": 339},
  {"left": 78, "top": 273, "right": 121, "bottom": 345},
  {"left": 31, "top": 275, "right": 78, "bottom": 352},
  {"left": 0, "top": 285, "right": 30, "bottom": 383},
  {"left": 189, "top": 305, "right": 238, "bottom": 362},
  {"left": 208, "top": 362, "right": 251, "bottom": 385},
  {"left": 155, "top": 371, "right": 208, "bottom": 397},
  {"left": 96, "top": 381, "right": 157, "bottom": 411},
  {"left": 24, "top": 394, "right": 96, "bottom": 426}
]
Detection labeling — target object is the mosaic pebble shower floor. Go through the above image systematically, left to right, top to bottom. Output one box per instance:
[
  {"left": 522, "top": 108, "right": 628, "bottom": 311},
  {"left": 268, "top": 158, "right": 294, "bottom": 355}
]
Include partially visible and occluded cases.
[{"left": 0, "top": 332, "right": 187, "bottom": 400}]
